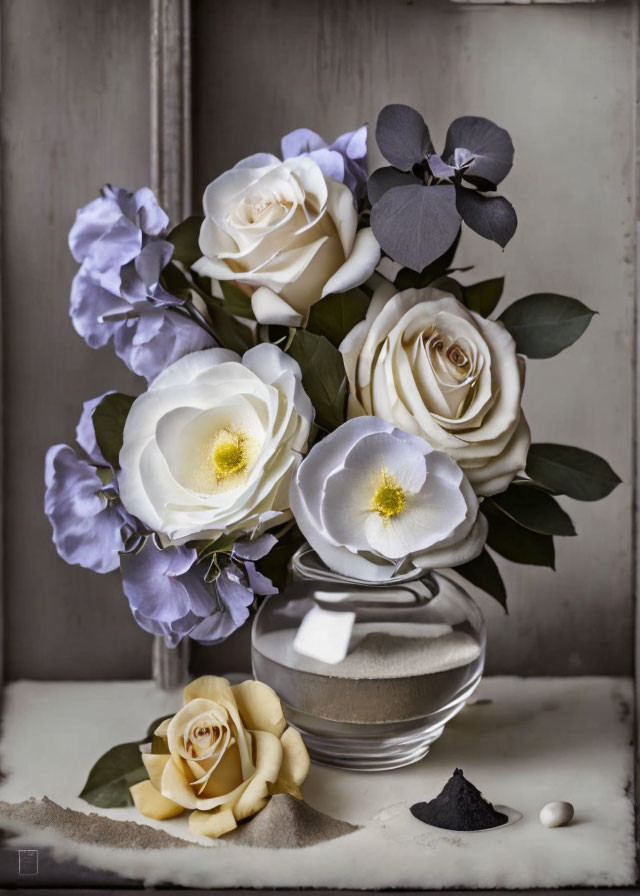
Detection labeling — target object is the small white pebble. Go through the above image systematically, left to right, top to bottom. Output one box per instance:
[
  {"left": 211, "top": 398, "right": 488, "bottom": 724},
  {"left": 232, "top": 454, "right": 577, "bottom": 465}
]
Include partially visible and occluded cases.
[{"left": 540, "top": 801, "right": 574, "bottom": 828}]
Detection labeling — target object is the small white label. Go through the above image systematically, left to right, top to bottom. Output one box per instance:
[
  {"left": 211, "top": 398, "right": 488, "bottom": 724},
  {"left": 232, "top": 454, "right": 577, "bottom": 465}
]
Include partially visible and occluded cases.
[{"left": 293, "top": 606, "right": 356, "bottom": 664}]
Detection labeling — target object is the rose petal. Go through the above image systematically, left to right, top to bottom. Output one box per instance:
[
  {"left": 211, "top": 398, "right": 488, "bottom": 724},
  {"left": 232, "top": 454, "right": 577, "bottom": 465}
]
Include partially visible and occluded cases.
[
  {"left": 321, "top": 228, "right": 380, "bottom": 298},
  {"left": 251, "top": 286, "right": 304, "bottom": 327},
  {"left": 231, "top": 680, "right": 287, "bottom": 737},
  {"left": 130, "top": 779, "right": 184, "bottom": 820},
  {"left": 188, "top": 807, "right": 237, "bottom": 839}
]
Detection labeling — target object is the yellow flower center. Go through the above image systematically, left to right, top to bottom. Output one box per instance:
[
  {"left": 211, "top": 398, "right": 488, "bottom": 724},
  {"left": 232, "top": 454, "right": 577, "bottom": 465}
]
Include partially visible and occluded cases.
[
  {"left": 212, "top": 430, "right": 249, "bottom": 480},
  {"left": 372, "top": 471, "right": 406, "bottom": 519}
]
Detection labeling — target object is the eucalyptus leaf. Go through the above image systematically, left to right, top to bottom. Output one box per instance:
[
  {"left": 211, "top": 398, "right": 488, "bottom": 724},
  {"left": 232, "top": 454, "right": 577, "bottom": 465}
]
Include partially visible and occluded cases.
[
  {"left": 375, "top": 104, "right": 432, "bottom": 171},
  {"left": 443, "top": 117, "right": 514, "bottom": 186},
  {"left": 368, "top": 167, "right": 422, "bottom": 205},
  {"left": 371, "top": 184, "right": 461, "bottom": 273},
  {"left": 455, "top": 188, "right": 517, "bottom": 248},
  {"left": 167, "top": 215, "right": 204, "bottom": 268},
  {"left": 394, "top": 231, "right": 462, "bottom": 290},
  {"left": 463, "top": 277, "right": 504, "bottom": 317},
  {"left": 220, "top": 282, "right": 255, "bottom": 320},
  {"left": 307, "top": 289, "right": 370, "bottom": 347},
  {"left": 499, "top": 294, "right": 596, "bottom": 359},
  {"left": 287, "top": 330, "right": 347, "bottom": 431},
  {"left": 92, "top": 392, "right": 135, "bottom": 469},
  {"left": 526, "top": 443, "right": 621, "bottom": 502},
  {"left": 492, "top": 483, "right": 576, "bottom": 536},
  {"left": 483, "top": 502, "right": 555, "bottom": 568},
  {"left": 455, "top": 547, "right": 507, "bottom": 609},
  {"left": 79, "top": 742, "right": 147, "bottom": 808}
]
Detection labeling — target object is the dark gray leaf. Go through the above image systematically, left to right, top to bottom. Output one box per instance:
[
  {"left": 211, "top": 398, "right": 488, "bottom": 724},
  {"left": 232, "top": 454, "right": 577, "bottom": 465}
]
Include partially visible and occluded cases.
[
  {"left": 375, "top": 104, "right": 432, "bottom": 171},
  {"left": 444, "top": 116, "right": 514, "bottom": 186},
  {"left": 368, "top": 166, "right": 422, "bottom": 205},
  {"left": 371, "top": 184, "right": 461, "bottom": 273},
  {"left": 456, "top": 188, "right": 517, "bottom": 248},
  {"left": 167, "top": 215, "right": 204, "bottom": 268},
  {"left": 394, "top": 231, "right": 462, "bottom": 290},
  {"left": 462, "top": 277, "right": 504, "bottom": 317},
  {"left": 307, "top": 289, "right": 370, "bottom": 348},
  {"left": 499, "top": 294, "right": 596, "bottom": 359},
  {"left": 287, "top": 330, "right": 347, "bottom": 431},
  {"left": 92, "top": 393, "right": 136, "bottom": 469},
  {"left": 526, "top": 444, "right": 621, "bottom": 502},
  {"left": 492, "top": 483, "right": 576, "bottom": 536},
  {"left": 484, "top": 502, "right": 555, "bottom": 569},
  {"left": 455, "top": 547, "right": 507, "bottom": 609},
  {"left": 79, "top": 742, "right": 147, "bottom": 808}
]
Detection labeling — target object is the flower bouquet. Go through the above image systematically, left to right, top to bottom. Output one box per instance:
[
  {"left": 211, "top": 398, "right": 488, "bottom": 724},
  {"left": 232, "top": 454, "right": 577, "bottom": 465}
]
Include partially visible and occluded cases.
[{"left": 47, "top": 106, "right": 619, "bottom": 771}]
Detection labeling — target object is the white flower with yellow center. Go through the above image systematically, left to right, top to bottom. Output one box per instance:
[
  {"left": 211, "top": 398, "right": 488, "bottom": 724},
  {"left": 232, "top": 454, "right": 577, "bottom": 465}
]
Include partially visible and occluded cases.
[
  {"left": 192, "top": 154, "right": 380, "bottom": 327},
  {"left": 118, "top": 344, "right": 313, "bottom": 545},
  {"left": 290, "top": 416, "right": 487, "bottom": 583}
]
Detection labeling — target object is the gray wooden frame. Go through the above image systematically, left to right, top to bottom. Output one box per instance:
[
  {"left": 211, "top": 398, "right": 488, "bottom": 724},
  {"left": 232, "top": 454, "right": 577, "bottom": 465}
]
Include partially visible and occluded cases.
[
  {"left": 149, "top": 0, "right": 640, "bottom": 883},
  {"left": 150, "top": 0, "right": 192, "bottom": 689}
]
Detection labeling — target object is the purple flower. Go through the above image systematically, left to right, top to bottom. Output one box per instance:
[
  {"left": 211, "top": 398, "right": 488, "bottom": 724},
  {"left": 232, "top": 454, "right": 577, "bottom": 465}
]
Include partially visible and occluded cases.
[
  {"left": 281, "top": 125, "right": 368, "bottom": 200},
  {"left": 69, "top": 185, "right": 215, "bottom": 381},
  {"left": 69, "top": 185, "right": 176, "bottom": 305},
  {"left": 76, "top": 391, "right": 114, "bottom": 465},
  {"left": 44, "top": 444, "right": 134, "bottom": 574},
  {"left": 120, "top": 539, "right": 268, "bottom": 648}
]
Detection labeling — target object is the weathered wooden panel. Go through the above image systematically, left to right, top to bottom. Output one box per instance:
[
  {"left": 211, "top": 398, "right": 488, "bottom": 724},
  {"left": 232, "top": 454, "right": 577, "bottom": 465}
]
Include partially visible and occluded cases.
[
  {"left": 1, "top": 0, "right": 153, "bottom": 679},
  {"left": 192, "top": 0, "right": 635, "bottom": 675}
]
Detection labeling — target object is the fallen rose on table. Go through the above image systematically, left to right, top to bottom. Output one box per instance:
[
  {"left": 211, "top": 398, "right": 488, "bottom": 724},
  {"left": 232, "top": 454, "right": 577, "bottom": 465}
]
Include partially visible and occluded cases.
[{"left": 80, "top": 676, "right": 310, "bottom": 839}]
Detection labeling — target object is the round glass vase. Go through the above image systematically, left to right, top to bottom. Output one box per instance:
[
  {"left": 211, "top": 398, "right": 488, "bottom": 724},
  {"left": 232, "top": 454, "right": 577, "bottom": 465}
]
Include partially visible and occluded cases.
[{"left": 251, "top": 548, "right": 486, "bottom": 771}]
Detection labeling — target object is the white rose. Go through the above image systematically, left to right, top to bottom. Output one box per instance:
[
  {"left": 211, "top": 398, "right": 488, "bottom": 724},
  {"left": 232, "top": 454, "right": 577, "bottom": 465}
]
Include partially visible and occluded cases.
[
  {"left": 192, "top": 154, "right": 380, "bottom": 327},
  {"left": 340, "top": 283, "right": 530, "bottom": 496},
  {"left": 118, "top": 344, "right": 313, "bottom": 545},
  {"left": 290, "top": 416, "right": 487, "bottom": 583}
]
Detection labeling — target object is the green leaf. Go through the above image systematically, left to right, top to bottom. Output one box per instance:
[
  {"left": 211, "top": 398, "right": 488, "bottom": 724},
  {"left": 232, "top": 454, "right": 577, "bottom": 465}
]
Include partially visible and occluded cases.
[
  {"left": 167, "top": 215, "right": 204, "bottom": 268},
  {"left": 160, "top": 261, "right": 192, "bottom": 301},
  {"left": 429, "top": 275, "right": 464, "bottom": 302},
  {"left": 463, "top": 277, "right": 504, "bottom": 317},
  {"left": 220, "top": 282, "right": 255, "bottom": 320},
  {"left": 307, "top": 289, "right": 370, "bottom": 348},
  {"left": 200, "top": 293, "right": 255, "bottom": 355},
  {"left": 499, "top": 294, "right": 596, "bottom": 358},
  {"left": 287, "top": 330, "right": 347, "bottom": 431},
  {"left": 92, "top": 393, "right": 136, "bottom": 468},
  {"left": 526, "top": 443, "right": 621, "bottom": 502},
  {"left": 491, "top": 482, "right": 576, "bottom": 536},
  {"left": 483, "top": 501, "right": 555, "bottom": 568},
  {"left": 257, "top": 523, "right": 304, "bottom": 590},
  {"left": 455, "top": 547, "right": 507, "bottom": 609},
  {"left": 79, "top": 742, "right": 147, "bottom": 808}
]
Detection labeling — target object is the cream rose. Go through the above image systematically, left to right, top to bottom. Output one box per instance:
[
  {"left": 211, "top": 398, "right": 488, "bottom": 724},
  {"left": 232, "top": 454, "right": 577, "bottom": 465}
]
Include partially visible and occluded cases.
[
  {"left": 192, "top": 154, "right": 380, "bottom": 327},
  {"left": 340, "top": 283, "right": 530, "bottom": 496},
  {"left": 118, "top": 344, "right": 313, "bottom": 545},
  {"left": 130, "top": 676, "right": 310, "bottom": 839}
]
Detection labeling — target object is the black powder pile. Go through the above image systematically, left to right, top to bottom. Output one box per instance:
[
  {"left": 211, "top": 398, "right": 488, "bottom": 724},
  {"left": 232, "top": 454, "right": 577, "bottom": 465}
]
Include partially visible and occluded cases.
[{"left": 410, "top": 768, "right": 508, "bottom": 831}]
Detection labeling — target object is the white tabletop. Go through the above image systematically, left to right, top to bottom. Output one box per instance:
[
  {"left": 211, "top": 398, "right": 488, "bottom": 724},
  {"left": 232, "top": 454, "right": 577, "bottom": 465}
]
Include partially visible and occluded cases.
[{"left": 0, "top": 676, "right": 635, "bottom": 889}]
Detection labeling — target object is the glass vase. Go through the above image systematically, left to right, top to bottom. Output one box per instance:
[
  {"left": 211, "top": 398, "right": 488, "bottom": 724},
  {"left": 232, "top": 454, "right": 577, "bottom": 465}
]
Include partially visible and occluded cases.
[{"left": 251, "top": 547, "right": 486, "bottom": 771}]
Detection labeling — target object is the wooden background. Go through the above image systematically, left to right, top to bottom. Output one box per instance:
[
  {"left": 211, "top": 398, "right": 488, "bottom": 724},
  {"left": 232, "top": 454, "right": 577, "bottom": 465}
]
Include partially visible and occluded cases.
[{"left": 2, "top": 0, "right": 635, "bottom": 679}]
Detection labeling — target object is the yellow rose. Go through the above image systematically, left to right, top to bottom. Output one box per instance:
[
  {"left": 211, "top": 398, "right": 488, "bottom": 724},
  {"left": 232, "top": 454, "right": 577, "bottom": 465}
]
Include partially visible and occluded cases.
[{"left": 130, "top": 676, "right": 310, "bottom": 839}]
